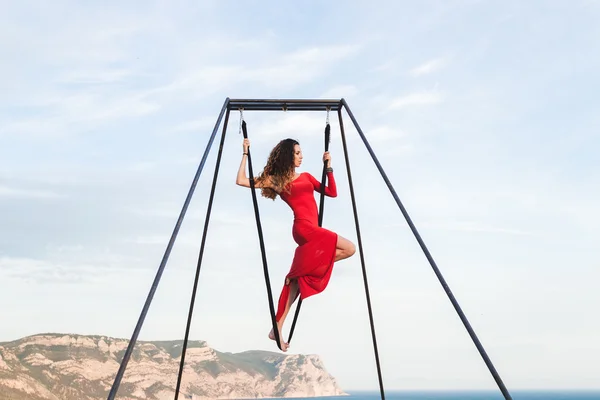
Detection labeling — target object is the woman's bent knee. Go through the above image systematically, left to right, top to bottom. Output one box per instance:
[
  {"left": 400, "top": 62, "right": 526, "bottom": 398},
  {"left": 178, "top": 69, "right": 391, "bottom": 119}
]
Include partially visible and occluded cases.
[
  {"left": 336, "top": 236, "right": 356, "bottom": 259},
  {"left": 341, "top": 240, "right": 356, "bottom": 258},
  {"left": 348, "top": 242, "right": 356, "bottom": 257}
]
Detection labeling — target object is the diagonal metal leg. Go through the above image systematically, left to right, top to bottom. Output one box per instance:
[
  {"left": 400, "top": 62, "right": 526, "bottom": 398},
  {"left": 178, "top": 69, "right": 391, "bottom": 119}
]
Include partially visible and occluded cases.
[
  {"left": 106, "top": 97, "right": 230, "bottom": 400},
  {"left": 340, "top": 99, "right": 512, "bottom": 400},
  {"left": 338, "top": 107, "right": 386, "bottom": 400},
  {"left": 173, "top": 108, "right": 231, "bottom": 400}
]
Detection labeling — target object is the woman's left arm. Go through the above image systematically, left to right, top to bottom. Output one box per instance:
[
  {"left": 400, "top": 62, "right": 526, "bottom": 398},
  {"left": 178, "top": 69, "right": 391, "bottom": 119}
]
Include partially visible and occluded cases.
[{"left": 307, "top": 151, "right": 337, "bottom": 197}]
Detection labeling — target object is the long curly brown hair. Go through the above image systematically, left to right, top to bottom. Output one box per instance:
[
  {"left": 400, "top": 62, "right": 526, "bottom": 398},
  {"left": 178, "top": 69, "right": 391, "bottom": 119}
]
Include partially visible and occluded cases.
[{"left": 255, "top": 138, "right": 299, "bottom": 200}]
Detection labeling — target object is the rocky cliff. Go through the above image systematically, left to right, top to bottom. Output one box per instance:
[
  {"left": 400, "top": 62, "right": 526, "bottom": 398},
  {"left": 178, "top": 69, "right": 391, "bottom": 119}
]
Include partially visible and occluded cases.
[{"left": 0, "top": 333, "right": 346, "bottom": 399}]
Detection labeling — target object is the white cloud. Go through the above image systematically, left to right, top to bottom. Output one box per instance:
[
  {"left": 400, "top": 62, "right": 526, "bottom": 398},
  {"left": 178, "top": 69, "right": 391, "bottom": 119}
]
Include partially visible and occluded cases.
[
  {"left": 1, "top": 4, "right": 361, "bottom": 139},
  {"left": 0, "top": 8, "right": 166, "bottom": 138},
  {"left": 0, "top": 40, "right": 361, "bottom": 138},
  {"left": 144, "top": 44, "right": 361, "bottom": 97},
  {"left": 258, "top": 44, "right": 359, "bottom": 87},
  {"left": 409, "top": 57, "right": 448, "bottom": 76},
  {"left": 372, "top": 60, "right": 397, "bottom": 72},
  {"left": 143, "top": 66, "right": 244, "bottom": 99},
  {"left": 56, "top": 68, "right": 140, "bottom": 84},
  {"left": 320, "top": 85, "right": 359, "bottom": 99},
  {"left": 1, "top": 91, "right": 161, "bottom": 138},
  {"left": 388, "top": 91, "right": 444, "bottom": 109},
  {"left": 246, "top": 113, "right": 332, "bottom": 139},
  {"left": 170, "top": 117, "right": 220, "bottom": 133},
  {"left": 364, "top": 125, "right": 407, "bottom": 142},
  {"left": 126, "top": 162, "right": 157, "bottom": 172},
  {"left": 0, "top": 185, "right": 64, "bottom": 199},
  {"left": 127, "top": 204, "right": 205, "bottom": 221},
  {"left": 124, "top": 207, "right": 270, "bottom": 234},
  {"left": 421, "top": 220, "right": 533, "bottom": 236},
  {"left": 126, "top": 235, "right": 178, "bottom": 246},
  {"left": 0, "top": 256, "right": 113, "bottom": 284}
]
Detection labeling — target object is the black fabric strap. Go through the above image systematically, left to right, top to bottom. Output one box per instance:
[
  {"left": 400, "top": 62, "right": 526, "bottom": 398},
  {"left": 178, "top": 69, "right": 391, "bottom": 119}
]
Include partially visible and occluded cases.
[
  {"left": 241, "top": 120, "right": 283, "bottom": 351},
  {"left": 287, "top": 122, "right": 331, "bottom": 344}
]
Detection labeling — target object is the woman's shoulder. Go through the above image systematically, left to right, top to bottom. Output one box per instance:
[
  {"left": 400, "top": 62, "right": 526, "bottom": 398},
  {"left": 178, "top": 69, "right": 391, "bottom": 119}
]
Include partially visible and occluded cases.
[
  {"left": 299, "top": 171, "right": 316, "bottom": 178},
  {"left": 300, "top": 171, "right": 319, "bottom": 181},
  {"left": 293, "top": 172, "right": 308, "bottom": 181}
]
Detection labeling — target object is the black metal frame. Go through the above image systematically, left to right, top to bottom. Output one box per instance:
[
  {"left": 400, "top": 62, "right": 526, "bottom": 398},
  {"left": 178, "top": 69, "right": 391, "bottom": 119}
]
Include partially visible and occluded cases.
[
  {"left": 106, "top": 98, "right": 513, "bottom": 400},
  {"left": 228, "top": 98, "right": 341, "bottom": 111}
]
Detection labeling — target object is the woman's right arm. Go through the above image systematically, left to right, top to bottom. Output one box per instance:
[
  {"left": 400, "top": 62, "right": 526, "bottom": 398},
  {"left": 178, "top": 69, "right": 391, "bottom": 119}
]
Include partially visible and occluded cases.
[
  {"left": 236, "top": 138, "right": 268, "bottom": 188},
  {"left": 236, "top": 138, "right": 251, "bottom": 187}
]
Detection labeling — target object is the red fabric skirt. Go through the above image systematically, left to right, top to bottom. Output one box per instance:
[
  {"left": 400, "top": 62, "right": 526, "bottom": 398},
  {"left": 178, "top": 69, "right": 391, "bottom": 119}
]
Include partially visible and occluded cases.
[{"left": 275, "top": 219, "right": 338, "bottom": 322}]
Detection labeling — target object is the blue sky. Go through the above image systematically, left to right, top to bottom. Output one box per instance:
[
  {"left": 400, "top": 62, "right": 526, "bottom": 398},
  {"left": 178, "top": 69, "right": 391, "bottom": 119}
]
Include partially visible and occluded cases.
[{"left": 1, "top": 0, "right": 599, "bottom": 393}]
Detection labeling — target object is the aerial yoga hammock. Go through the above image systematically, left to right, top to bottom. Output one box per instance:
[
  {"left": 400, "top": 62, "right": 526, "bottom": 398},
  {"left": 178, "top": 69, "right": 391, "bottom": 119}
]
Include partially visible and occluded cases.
[{"left": 239, "top": 109, "right": 351, "bottom": 351}]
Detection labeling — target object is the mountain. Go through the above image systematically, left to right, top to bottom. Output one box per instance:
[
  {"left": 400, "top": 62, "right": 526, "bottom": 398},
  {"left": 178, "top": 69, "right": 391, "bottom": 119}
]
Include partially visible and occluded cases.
[{"left": 0, "top": 333, "right": 347, "bottom": 399}]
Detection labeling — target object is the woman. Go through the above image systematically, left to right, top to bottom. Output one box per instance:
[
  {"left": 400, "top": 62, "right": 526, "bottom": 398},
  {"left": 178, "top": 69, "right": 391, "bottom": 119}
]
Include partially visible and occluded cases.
[{"left": 236, "top": 137, "right": 356, "bottom": 351}]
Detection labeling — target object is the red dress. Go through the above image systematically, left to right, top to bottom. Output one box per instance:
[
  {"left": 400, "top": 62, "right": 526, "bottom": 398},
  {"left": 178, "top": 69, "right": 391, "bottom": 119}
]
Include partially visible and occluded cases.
[{"left": 275, "top": 171, "right": 338, "bottom": 322}]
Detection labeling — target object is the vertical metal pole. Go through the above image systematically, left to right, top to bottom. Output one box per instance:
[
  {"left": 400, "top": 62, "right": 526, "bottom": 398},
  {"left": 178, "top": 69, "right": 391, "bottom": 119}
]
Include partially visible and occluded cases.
[
  {"left": 107, "top": 98, "right": 230, "bottom": 400},
  {"left": 340, "top": 99, "right": 512, "bottom": 400},
  {"left": 173, "top": 108, "right": 231, "bottom": 399},
  {"left": 337, "top": 108, "right": 386, "bottom": 400}
]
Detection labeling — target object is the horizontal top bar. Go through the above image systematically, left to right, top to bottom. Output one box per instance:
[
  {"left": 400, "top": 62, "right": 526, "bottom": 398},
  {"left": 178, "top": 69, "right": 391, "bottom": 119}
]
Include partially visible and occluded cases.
[{"left": 228, "top": 98, "right": 343, "bottom": 111}]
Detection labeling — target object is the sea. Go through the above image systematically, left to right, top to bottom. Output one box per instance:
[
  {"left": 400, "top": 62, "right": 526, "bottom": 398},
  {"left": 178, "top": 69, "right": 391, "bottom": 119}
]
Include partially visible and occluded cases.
[{"left": 268, "top": 391, "right": 600, "bottom": 400}]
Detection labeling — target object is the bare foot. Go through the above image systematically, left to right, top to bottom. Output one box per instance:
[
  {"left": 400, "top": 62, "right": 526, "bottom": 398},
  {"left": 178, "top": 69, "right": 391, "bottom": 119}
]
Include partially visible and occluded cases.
[{"left": 268, "top": 327, "right": 289, "bottom": 352}]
